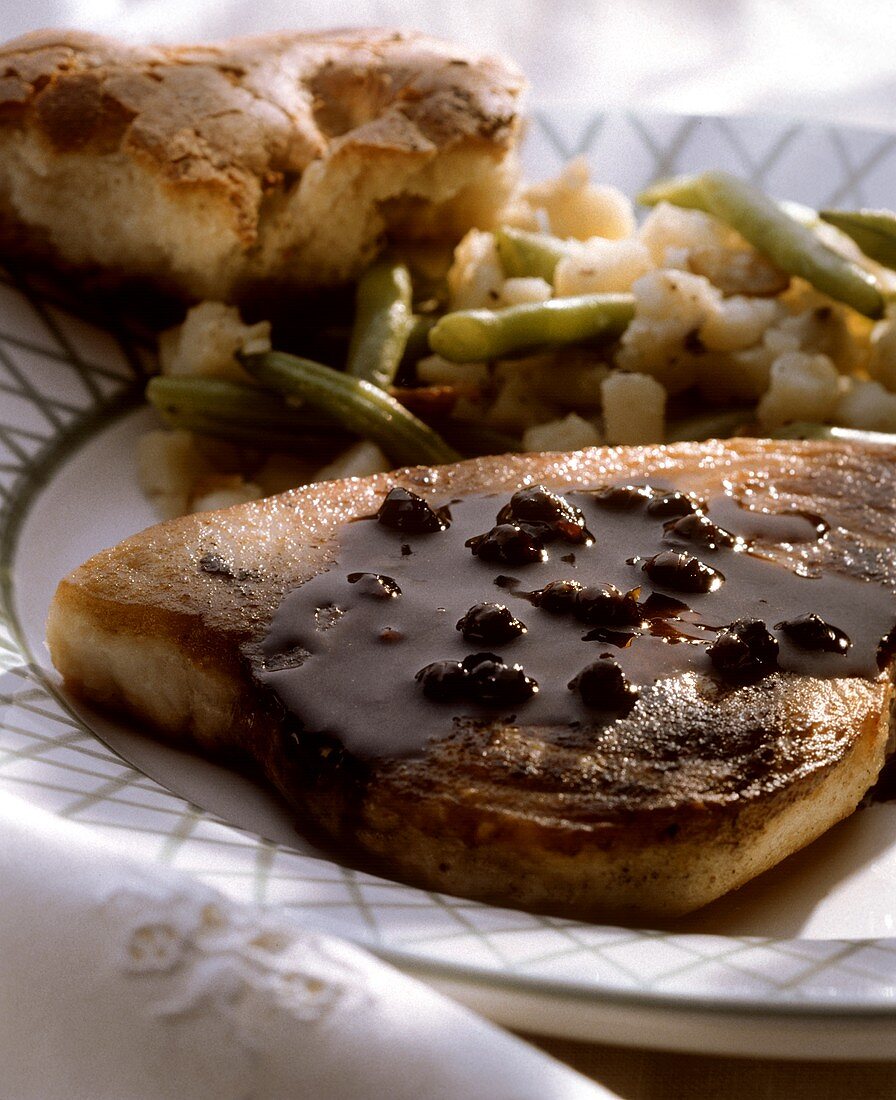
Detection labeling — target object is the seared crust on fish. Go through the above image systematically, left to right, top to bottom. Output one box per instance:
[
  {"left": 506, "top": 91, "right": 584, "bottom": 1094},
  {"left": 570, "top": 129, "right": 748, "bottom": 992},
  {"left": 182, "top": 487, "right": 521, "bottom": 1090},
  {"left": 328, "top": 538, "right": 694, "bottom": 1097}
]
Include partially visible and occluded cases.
[
  {"left": 0, "top": 28, "right": 524, "bottom": 300},
  {"left": 47, "top": 440, "right": 896, "bottom": 918}
]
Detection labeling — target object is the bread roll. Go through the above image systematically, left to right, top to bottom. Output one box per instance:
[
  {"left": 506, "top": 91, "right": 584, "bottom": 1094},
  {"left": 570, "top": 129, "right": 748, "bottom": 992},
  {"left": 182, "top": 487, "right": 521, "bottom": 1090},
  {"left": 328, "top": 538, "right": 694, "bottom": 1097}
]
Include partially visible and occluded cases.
[{"left": 0, "top": 28, "right": 525, "bottom": 300}]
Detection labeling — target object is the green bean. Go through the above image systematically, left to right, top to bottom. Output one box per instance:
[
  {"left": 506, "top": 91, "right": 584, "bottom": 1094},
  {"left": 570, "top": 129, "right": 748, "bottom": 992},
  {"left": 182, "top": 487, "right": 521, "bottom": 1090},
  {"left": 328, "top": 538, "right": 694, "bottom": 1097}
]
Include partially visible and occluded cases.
[
  {"left": 638, "top": 171, "right": 884, "bottom": 319},
  {"left": 820, "top": 209, "right": 896, "bottom": 271},
  {"left": 495, "top": 226, "right": 572, "bottom": 283},
  {"left": 346, "top": 261, "right": 414, "bottom": 389},
  {"left": 428, "top": 293, "right": 635, "bottom": 363},
  {"left": 401, "top": 314, "right": 438, "bottom": 370},
  {"left": 240, "top": 351, "right": 460, "bottom": 467},
  {"left": 146, "top": 376, "right": 346, "bottom": 452},
  {"left": 664, "top": 407, "right": 753, "bottom": 442},
  {"left": 767, "top": 422, "right": 896, "bottom": 446}
]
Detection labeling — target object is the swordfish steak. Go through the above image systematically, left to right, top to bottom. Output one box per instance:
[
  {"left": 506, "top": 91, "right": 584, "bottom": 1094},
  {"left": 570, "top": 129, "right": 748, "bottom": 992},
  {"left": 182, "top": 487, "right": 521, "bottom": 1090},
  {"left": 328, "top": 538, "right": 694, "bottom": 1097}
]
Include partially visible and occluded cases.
[{"left": 47, "top": 440, "right": 896, "bottom": 918}]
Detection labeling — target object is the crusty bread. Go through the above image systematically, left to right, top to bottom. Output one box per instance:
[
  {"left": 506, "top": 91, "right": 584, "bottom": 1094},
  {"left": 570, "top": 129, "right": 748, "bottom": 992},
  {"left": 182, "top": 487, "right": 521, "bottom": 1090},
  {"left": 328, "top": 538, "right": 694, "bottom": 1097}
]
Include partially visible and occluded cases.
[
  {"left": 0, "top": 28, "right": 524, "bottom": 301},
  {"left": 47, "top": 440, "right": 896, "bottom": 918}
]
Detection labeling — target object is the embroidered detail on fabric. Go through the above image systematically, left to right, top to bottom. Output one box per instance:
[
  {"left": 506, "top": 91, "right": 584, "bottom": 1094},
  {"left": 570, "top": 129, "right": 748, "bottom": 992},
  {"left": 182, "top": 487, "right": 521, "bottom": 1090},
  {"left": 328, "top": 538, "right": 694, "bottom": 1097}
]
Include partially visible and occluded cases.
[{"left": 108, "top": 889, "right": 369, "bottom": 1027}]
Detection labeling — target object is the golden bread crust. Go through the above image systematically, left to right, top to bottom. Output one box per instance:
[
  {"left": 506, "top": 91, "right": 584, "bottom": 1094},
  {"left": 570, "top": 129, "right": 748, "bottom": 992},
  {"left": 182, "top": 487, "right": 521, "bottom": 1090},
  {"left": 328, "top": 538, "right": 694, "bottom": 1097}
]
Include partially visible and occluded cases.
[{"left": 0, "top": 28, "right": 525, "bottom": 298}]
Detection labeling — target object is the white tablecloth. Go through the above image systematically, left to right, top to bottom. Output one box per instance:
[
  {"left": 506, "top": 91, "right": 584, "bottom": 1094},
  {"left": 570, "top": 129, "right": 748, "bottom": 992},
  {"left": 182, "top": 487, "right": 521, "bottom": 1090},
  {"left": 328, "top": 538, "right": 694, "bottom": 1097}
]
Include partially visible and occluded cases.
[{"left": 6, "top": 0, "right": 896, "bottom": 131}]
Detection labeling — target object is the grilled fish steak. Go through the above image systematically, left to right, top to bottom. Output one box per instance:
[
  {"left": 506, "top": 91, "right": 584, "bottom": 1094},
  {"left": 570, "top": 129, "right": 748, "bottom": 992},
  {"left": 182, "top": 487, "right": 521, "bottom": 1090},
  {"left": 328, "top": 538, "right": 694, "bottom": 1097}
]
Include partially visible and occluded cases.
[{"left": 47, "top": 440, "right": 896, "bottom": 918}]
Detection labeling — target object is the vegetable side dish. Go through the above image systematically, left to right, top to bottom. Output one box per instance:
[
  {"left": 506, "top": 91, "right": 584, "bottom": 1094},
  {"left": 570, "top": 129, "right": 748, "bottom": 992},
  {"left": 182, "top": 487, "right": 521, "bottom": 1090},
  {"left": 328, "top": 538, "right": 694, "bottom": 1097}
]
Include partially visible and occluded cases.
[{"left": 139, "top": 162, "right": 896, "bottom": 516}]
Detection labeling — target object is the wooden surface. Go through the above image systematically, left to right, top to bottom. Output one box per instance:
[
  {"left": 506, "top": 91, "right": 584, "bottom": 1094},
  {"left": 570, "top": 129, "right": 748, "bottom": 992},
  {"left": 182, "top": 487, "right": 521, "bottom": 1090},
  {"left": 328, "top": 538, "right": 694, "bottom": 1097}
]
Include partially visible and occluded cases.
[{"left": 527, "top": 1035, "right": 896, "bottom": 1099}]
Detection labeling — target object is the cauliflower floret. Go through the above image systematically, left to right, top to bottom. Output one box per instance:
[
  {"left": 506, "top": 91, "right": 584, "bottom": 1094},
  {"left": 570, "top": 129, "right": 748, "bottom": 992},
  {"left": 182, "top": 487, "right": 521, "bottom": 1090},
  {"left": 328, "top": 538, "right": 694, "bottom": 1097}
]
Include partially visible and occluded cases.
[
  {"left": 526, "top": 158, "right": 635, "bottom": 241},
  {"left": 496, "top": 195, "right": 542, "bottom": 232},
  {"left": 638, "top": 202, "right": 787, "bottom": 296},
  {"left": 638, "top": 203, "right": 735, "bottom": 268},
  {"left": 447, "top": 229, "right": 504, "bottom": 311},
  {"left": 554, "top": 238, "right": 654, "bottom": 297},
  {"left": 688, "top": 247, "right": 790, "bottom": 298},
  {"left": 616, "top": 270, "right": 718, "bottom": 393},
  {"left": 498, "top": 276, "right": 553, "bottom": 306},
  {"left": 776, "top": 283, "right": 871, "bottom": 373},
  {"left": 699, "top": 295, "right": 779, "bottom": 352},
  {"left": 698, "top": 298, "right": 865, "bottom": 405},
  {"left": 158, "top": 301, "right": 271, "bottom": 382},
  {"left": 868, "top": 308, "right": 896, "bottom": 392},
  {"left": 763, "top": 324, "right": 802, "bottom": 357},
  {"left": 757, "top": 352, "right": 841, "bottom": 428},
  {"left": 416, "top": 354, "right": 491, "bottom": 388},
  {"left": 601, "top": 372, "right": 666, "bottom": 444},
  {"left": 835, "top": 380, "right": 896, "bottom": 432},
  {"left": 522, "top": 412, "right": 603, "bottom": 452},
  {"left": 137, "top": 429, "right": 213, "bottom": 519},
  {"left": 314, "top": 441, "right": 392, "bottom": 482},
  {"left": 190, "top": 476, "right": 263, "bottom": 513}
]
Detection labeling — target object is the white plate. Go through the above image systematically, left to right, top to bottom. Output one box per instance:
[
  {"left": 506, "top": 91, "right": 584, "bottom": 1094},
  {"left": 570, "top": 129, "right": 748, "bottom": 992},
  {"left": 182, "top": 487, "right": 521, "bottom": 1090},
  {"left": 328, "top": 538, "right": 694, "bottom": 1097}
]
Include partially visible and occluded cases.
[{"left": 4, "top": 111, "right": 896, "bottom": 1061}]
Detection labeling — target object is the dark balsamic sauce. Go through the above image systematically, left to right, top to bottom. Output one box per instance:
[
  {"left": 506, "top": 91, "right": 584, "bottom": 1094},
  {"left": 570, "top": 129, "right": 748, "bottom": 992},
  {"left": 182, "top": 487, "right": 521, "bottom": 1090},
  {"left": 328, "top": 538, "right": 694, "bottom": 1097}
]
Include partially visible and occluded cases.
[{"left": 255, "top": 483, "right": 896, "bottom": 759}]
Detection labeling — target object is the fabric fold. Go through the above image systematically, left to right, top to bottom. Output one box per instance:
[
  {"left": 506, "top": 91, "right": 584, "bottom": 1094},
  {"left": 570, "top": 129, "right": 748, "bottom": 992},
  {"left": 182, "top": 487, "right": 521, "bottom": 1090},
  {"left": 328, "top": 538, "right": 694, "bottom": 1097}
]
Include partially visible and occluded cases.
[{"left": 0, "top": 791, "right": 613, "bottom": 1099}]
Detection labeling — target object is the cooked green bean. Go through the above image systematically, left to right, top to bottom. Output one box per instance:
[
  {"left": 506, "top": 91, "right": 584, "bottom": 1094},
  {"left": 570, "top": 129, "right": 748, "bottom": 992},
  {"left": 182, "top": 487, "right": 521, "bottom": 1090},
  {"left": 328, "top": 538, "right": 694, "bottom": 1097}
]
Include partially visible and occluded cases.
[
  {"left": 638, "top": 171, "right": 884, "bottom": 319},
  {"left": 820, "top": 209, "right": 896, "bottom": 271},
  {"left": 495, "top": 226, "right": 572, "bottom": 283},
  {"left": 346, "top": 261, "right": 413, "bottom": 389},
  {"left": 428, "top": 293, "right": 635, "bottom": 363},
  {"left": 401, "top": 314, "right": 437, "bottom": 369},
  {"left": 241, "top": 351, "right": 460, "bottom": 466},
  {"left": 146, "top": 376, "right": 346, "bottom": 452},
  {"left": 147, "top": 376, "right": 337, "bottom": 430},
  {"left": 665, "top": 407, "right": 752, "bottom": 442},
  {"left": 767, "top": 422, "right": 896, "bottom": 446}
]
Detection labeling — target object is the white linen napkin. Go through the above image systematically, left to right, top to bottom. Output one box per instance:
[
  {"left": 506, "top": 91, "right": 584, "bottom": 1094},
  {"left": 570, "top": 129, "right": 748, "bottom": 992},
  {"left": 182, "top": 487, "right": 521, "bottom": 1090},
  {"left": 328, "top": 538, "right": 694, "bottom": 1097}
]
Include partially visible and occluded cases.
[{"left": 0, "top": 791, "right": 614, "bottom": 1100}]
